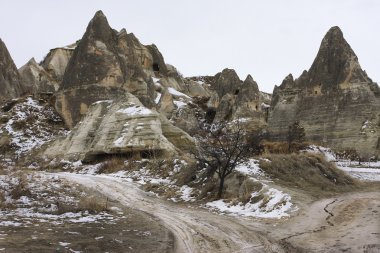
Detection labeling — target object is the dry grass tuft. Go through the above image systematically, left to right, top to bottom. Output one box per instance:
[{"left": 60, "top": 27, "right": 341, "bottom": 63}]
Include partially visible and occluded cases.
[
  {"left": 262, "top": 141, "right": 289, "bottom": 154},
  {"left": 97, "top": 157, "right": 126, "bottom": 174},
  {"left": 10, "top": 172, "right": 32, "bottom": 200},
  {"left": 57, "top": 195, "right": 109, "bottom": 214},
  {"left": 77, "top": 196, "right": 109, "bottom": 214}
]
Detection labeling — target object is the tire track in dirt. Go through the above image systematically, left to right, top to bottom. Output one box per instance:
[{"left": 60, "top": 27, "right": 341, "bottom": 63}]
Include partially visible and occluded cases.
[{"left": 57, "top": 173, "right": 289, "bottom": 253}]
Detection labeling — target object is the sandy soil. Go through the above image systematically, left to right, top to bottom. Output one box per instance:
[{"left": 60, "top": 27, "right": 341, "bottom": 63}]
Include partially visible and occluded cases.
[{"left": 57, "top": 173, "right": 380, "bottom": 253}]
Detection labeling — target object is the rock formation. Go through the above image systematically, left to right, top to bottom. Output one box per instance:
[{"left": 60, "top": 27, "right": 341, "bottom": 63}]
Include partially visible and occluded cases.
[
  {"left": 53, "top": 11, "right": 190, "bottom": 128},
  {"left": 268, "top": 26, "right": 380, "bottom": 155},
  {"left": 0, "top": 39, "right": 24, "bottom": 102},
  {"left": 18, "top": 45, "right": 76, "bottom": 94},
  {"left": 194, "top": 69, "right": 268, "bottom": 130},
  {"left": 45, "top": 93, "right": 194, "bottom": 161}
]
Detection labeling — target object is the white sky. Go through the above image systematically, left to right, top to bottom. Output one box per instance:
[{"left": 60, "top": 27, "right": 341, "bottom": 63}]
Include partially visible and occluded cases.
[{"left": 0, "top": 0, "right": 379, "bottom": 93}]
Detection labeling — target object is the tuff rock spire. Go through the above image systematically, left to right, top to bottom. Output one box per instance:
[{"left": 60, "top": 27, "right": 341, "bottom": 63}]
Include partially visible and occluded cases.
[{"left": 0, "top": 38, "right": 24, "bottom": 102}]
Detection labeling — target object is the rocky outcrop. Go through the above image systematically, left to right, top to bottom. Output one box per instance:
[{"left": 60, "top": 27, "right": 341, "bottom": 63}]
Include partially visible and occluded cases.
[
  {"left": 55, "top": 11, "right": 190, "bottom": 128},
  {"left": 268, "top": 26, "right": 380, "bottom": 155},
  {"left": 0, "top": 39, "right": 24, "bottom": 102},
  {"left": 41, "top": 45, "right": 76, "bottom": 82},
  {"left": 19, "top": 58, "right": 58, "bottom": 93},
  {"left": 212, "top": 68, "right": 241, "bottom": 98},
  {"left": 206, "top": 70, "right": 267, "bottom": 129},
  {"left": 158, "top": 89, "right": 176, "bottom": 118},
  {"left": 45, "top": 93, "right": 194, "bottom": 161}
]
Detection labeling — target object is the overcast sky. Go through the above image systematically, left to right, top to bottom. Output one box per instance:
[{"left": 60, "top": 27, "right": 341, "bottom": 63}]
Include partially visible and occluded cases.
[{"left": 0, "top": 0, "right": 378, "bottom": 93}]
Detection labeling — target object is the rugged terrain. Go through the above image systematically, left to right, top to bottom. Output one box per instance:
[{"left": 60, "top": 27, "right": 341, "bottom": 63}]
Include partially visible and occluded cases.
[{"left": 0, "top": 9, "right": 379, "bottom": 253}]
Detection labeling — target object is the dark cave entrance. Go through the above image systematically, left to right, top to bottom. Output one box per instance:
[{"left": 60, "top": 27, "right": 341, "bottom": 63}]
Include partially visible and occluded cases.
[
  {"left": 153, "top": 63, "right": 160, "bottom": 72},
  {"left": 205, "top": 109, "right": 216, "bottom": 123}
]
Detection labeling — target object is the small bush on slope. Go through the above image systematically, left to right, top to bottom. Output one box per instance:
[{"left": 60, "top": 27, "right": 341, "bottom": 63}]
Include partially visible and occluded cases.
[{"left": 259, "top": 153, "right": 358, "bottom": 197}]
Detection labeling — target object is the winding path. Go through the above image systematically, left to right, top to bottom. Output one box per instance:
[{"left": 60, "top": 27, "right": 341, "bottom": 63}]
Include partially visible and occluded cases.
[{"left": 55, "top": 173, "right": 380, "bottom": 253}]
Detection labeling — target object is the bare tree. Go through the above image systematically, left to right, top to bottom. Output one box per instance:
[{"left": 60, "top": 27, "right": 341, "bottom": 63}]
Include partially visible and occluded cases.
[{"left": 194, "top": 121, "right": 251, "bottom": 199}]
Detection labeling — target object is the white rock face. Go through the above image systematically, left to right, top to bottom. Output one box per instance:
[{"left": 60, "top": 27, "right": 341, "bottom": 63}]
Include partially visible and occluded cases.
[
  {"left": 42, "top": 47, "right": 74, "bottom": 80},
  {"left": 45, "top": 93, "right": 194, "bottom": 161}
]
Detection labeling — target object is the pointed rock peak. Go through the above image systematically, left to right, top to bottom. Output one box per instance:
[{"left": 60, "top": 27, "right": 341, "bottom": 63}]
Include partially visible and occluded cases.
[
  {"left": 85, "top": 10, "right": 113, "bottom": 41},
  {"left": 94, "top": 10, "right": 106, "bottom": 18},
  {"left": 304, "top": 26, "right": 370, "bottom": 87},
  {"left": 325, "top": 26, "right": 343, "bottom": 38},
  {"left": 118, "top": 28, "right": 127, "bottom": 35},
  {"left": 0, "top": 38, "right": 24, "bottom": 101},
  {"left": 27, "top": 57, "right": 38, "bottom": 65},
  {"left": 220, "top": 68, "right": 238, "bottom": 76},
  {"left": 278, "top": 73, "right": 296, "bottom": 89},
  {"left": 285, "top": 73, "right": 294, "bottom": 81},
  {"left": 242, "top": 74, "right": 259, "bottom": 91},
  {"left": 244, "top": 74, "right": 254, "bottom": 83}
]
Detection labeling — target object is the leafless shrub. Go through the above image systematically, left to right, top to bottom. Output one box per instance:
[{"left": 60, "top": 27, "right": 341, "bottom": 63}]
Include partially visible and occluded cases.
[
  {"left": 11, "top": 119, "right": 27, "bottom": 131},
  {"left": 262, "top": 141, "right": 289, "bottom": 154},
  {"left": 10, "top": 172, "right": 32, "bottom": 200}
]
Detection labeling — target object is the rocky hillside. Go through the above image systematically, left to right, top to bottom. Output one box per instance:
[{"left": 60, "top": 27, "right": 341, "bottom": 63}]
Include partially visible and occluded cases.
[
  {"left": 0, "top": 11, "right": 378, "bottom": 161},
  {"left": 268, "top": 27, "right": 380, "bottom": 156}
]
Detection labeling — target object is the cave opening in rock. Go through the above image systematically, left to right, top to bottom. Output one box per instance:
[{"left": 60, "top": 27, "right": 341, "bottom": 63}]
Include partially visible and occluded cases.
[
  {"left": 153, "top": 63, "right": 160, "bottom": 72},
  {"left": 234, "top": 89, "right": 240, "bottom": 95},
  {"left": 205, "top": 109, "right": 216, "bottom": 123}
]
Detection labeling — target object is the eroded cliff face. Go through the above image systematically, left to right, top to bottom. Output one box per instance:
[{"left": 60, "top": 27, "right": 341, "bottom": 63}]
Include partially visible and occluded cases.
[
  {"left": 55, "top": 11, "right": 185, "bottom": 128},
  {"left": 268, "top": 27, "right": 380, "bottom": 155},
  {"left": 0, "top": 39, "right": 24, "bottom": 102},
  {"left": 45, "top": 93, "right": 194, "bottom": 161}
]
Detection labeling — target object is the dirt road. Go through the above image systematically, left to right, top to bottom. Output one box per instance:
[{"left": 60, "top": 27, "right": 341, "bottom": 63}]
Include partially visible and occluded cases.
[{"left": 57, "top": 173, "right": 380, "bottom": 253}]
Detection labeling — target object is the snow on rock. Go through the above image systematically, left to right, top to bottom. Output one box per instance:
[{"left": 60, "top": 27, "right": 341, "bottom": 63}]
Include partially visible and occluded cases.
[
  {"left": 168, "top": 87, "right": 191, "bottom": 99},
  {"left": 155, "top": 93, "right": 162, "bottom": 104},
  {"left": 0, "top": 97, "right": 67, "bottom": 158},
  {"left": 173, "top": 100, "right": 187, "bottom": 109},
  {"left": 117, "top": 104, "right": 153, "bottom": 116}
]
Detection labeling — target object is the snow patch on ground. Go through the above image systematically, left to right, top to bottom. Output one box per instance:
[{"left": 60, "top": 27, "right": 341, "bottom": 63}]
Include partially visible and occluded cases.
[
  {"left": 303, "top": 145, "right": 380, "bottom": 181},
  {"left": 205, "top": 159, "right": 294, "bottom": 218},
  {"left": 235, "top": 159, "right": 264, "bottom": 177},
  {"left": 206, "top": 187, "right": 292, "bottom": 218}
]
